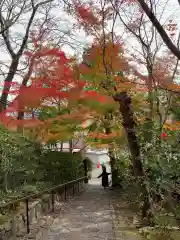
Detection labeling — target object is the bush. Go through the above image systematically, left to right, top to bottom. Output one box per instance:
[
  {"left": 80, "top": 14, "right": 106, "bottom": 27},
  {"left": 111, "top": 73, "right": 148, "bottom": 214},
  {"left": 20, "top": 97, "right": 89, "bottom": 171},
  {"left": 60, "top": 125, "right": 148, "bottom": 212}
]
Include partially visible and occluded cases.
[
  {"left": 0, "top": 125, "right": 85, "bottom": 204},
  {"left": 40, "top": 151, "right": 84, "bottom": 185}
]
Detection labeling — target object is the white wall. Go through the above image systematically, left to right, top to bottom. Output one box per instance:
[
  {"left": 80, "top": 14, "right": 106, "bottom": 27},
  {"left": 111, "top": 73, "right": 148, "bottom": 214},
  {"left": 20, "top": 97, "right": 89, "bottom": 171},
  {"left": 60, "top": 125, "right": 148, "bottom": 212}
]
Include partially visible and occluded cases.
[{"left": 85, "top": 153, "right": 110, "bottom": 165}]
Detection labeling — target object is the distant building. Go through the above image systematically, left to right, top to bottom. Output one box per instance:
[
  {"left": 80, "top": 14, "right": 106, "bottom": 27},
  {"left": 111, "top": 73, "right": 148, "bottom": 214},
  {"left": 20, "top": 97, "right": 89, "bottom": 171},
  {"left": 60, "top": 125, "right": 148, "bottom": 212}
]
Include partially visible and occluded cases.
[{"left": 85, "top": 149, "right": 110, "bottom": 166}]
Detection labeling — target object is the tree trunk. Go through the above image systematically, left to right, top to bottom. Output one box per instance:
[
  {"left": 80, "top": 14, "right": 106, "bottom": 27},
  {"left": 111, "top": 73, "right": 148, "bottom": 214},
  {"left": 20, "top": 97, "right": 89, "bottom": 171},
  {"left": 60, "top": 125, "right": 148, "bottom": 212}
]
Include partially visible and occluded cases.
[
  {"left": 0, "top": 58, "right": 19, "bottom": 112},
  {"left": 17, "top": 59, "right": 35, "bottom": 121},
  {"left": 114, "top": 91, "right": 154, "bottom": 222},
  {"left": 105, "top": 122, "right": 120, "bottom": 187},
  {"left": 69, "top": 140, "right": 73, "bottom": 153},
  {"left": 60, "top": 141, "right": 63, "bottom": 151},
  {"left": 109, "top": 151, "right": 120, "bottom": 187},
  {"left": 83, "top": 159, "right": 88, "bottom": 183},
  {"left": 4, "top": 172, "right": 8, "bottom": 193}
]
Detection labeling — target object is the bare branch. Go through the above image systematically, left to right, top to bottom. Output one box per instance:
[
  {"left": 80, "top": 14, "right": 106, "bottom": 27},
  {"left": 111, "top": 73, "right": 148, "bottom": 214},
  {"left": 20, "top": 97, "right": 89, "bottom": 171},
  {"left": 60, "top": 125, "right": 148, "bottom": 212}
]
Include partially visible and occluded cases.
[
  {"left": 136, "top": 0, "right": 180, "bottom": 59},
  {"left": 0, "top": 1, "right": 26, "bottom": 34},
  {"left": 0, "top": 11, "right": 15, "bottom": 56}
]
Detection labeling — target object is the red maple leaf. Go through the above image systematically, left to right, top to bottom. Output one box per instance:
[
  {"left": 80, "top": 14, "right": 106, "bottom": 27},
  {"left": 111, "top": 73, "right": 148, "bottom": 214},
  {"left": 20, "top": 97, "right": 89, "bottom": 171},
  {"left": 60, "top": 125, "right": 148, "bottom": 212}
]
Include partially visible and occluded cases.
[
  {"left": 75, "top": 4, "right": 98, "bottom": 25},
  {"left": 161, "top": 132, "right": 167, "bottom": 138}
]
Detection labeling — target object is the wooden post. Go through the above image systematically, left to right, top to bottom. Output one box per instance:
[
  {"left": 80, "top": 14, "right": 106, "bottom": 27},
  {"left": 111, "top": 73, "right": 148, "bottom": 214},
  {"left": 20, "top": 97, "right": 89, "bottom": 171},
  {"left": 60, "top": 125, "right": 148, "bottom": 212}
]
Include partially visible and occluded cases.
[{"left": 12, "top": 214, "right": 17, "bottom": 240}]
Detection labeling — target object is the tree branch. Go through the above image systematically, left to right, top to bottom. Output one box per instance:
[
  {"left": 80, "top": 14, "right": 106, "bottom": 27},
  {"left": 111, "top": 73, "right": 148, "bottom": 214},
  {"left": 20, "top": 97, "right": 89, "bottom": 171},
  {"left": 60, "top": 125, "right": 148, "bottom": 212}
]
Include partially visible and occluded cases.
[{"left": 136, "top": 0, "right": 180, "bottom": 59}]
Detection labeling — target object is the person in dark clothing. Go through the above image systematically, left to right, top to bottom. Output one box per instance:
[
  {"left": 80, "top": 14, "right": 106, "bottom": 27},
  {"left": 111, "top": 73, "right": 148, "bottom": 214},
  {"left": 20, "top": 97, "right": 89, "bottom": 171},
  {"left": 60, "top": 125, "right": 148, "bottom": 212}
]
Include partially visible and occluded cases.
[{"left": 98, "top": 165, "right": 111, "bottom": 189}]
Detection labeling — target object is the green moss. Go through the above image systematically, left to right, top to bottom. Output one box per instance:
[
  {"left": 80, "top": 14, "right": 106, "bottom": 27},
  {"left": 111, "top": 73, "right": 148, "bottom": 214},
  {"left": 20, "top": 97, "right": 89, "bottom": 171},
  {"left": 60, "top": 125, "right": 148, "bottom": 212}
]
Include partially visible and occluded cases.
[{"left": 0, "top": 214, "right": 11, "bottom": 225}]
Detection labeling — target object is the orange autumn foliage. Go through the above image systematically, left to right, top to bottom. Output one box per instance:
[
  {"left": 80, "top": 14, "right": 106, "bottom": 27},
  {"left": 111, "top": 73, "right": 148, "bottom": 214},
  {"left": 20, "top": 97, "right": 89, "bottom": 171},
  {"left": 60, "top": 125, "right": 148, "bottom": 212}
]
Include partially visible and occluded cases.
[
  {"left": 83, "top": 40, "right": 126, "bottom": 76},
  {"left": 88, "top": 130, "right": 122, "bottom": 140}
]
